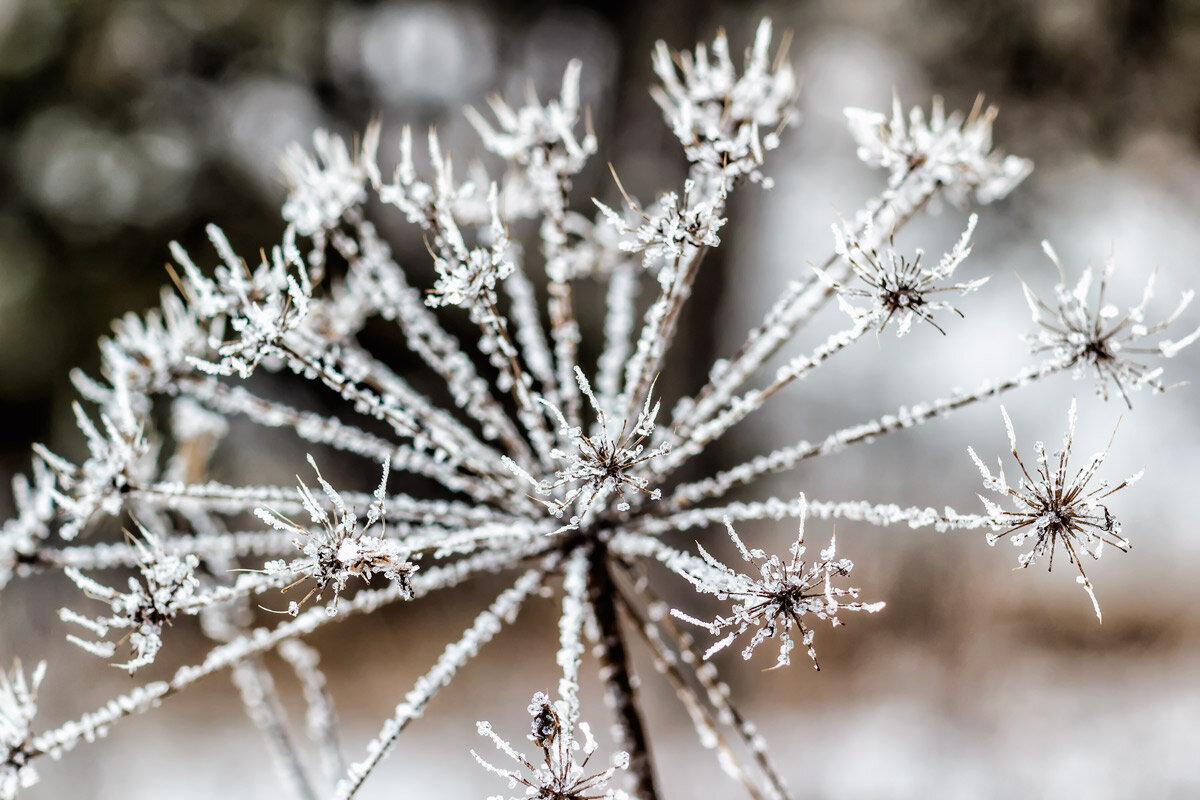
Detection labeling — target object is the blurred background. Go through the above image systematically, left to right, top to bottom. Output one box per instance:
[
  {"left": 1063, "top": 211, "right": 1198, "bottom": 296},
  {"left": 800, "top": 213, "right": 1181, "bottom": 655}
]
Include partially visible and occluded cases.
[{"left": 2, "top": 0, "right": 1200, "bottom": 798}]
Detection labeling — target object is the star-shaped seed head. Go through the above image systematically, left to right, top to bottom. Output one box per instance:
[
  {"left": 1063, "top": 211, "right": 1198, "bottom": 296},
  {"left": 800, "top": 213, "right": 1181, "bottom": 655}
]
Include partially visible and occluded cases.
[{"left": 969, "top": 401, "right": 1140, "bottom": 621}]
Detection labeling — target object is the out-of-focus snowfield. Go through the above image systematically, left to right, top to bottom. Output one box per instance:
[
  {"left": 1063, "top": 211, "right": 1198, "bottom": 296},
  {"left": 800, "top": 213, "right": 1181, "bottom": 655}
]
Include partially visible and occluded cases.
[{"left": 2, "top": 1, "right": 1198, "bottom": 797}]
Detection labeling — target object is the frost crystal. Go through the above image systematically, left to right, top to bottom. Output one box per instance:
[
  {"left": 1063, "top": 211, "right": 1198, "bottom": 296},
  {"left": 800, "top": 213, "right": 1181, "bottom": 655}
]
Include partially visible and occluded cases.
[
  {"left": 1022, "top": 242, "right": 1200, "bottom": 406},
  {"left": 969, "top": 401, "right": 1139, "bottom": 620},
  {"left": 671, "top": 502, "right": 884, "bottom": 670},
  {"left": 473, "top": 693, "right": 629, "bottom": 800}
]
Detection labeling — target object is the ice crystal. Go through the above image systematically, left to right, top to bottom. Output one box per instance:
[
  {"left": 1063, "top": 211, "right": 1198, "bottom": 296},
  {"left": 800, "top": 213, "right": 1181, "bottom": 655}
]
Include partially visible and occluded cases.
[
  {"left": 0, "top": 16, "right": 1192, "bottom": 800},
  {"left": 969, "top": 401, "right": 1139, "bottom": 620},
  {"left": 671, "top": 501, "right": 883, "bottom": 670}
]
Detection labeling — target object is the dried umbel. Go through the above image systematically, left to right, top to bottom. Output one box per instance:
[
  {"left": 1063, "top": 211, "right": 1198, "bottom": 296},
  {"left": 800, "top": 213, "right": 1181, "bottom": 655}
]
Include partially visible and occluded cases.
[
  {"left": 0, "top": 17, "right": 1195, "bottom": 800},
  {"left": 1022, "top": 242, "right": 1200, "bottom": 406},
  {"left": 970, "top": 401, "right": 1139, "bottom": 620},
  {"left": 258, "top": 456, "right": 416, "bottom": 616},
  {"left": 672, "top": 503, "right": 884, "bottom": 670},
  {"left": 59, "top": 526, "right": 202, "bottom": 673},
  {"left": 0, "top": 661, "right": 45, "bottom": 798},
  {"left": 473, "top": 693, "right": 630, "bottom": 800}
]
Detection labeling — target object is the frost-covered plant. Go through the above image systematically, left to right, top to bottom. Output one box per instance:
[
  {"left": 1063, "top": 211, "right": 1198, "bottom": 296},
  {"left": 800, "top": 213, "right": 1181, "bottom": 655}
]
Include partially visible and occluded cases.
[{"left": 0, "top": 18, "right": 1197, "bottom": 800}]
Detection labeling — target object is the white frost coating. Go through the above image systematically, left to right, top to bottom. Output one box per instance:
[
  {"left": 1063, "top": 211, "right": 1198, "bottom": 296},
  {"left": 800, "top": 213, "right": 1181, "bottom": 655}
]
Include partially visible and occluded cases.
[
  {"left": 0, "top": 13, "right": 1186, "bottom": 799},
  {"left": 651, "top": 19, "right": 796, "bottom": 184},
  {"left": 465, "top": 59, "right": 597, "bottom": 213},
  {"left": 281, "top": 128, "right": 371, "bottom": 237},
  {"left": 595, "top": 179, "right": 727, "bottom": 279},
  {"left": 819, "top": 213, "right": 984, "bottom": 336},
  {"left": 184, "top": 227, "right": 314, "bottom": 380},
  {"left": 655, "top": 315, "right": 876, "bottom": 479},
  {"left": 669, "top": 354, "right": 1074, "bottom": 508},
  {"left": 504, "top": 368, "right": 669, "bottom": 529},
  {"left": 969, "top": 401, "right": 1139, "bottom": 621},
  {"left": 33, "top": 402, "right": 155, "bottom": 541},
  {"left": 59, "top": 526, "right": 201, "bottom": 673},
  {"left": 30, "top": 545, "right": 544, "bottom": 771},
  {"left": 556, "top": 547, "right": 590, "bottom": 726},
  {"left": 278, "top": 639, "right": 345, "bottom": 781}
]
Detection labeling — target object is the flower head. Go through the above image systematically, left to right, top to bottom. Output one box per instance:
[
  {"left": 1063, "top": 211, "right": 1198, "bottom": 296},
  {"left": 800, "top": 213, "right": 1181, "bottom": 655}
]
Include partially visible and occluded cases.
[
  {"left": 651, "top": 19, "right": 796, "bottom": 184},
  {"left": 465, "top": 59, "right": 597, "bottom": 193},
  {"left": 845, "top": 93, "right": 1032, "bottom": 209},
  {"left": 281, "top": 128, "right": 372, "bottom": 238},
  {"left": 595, "top": 177, "right": 727, "bottom": 285},
  {"left": 821, "top": 213, "right": 984, "bottom": 336},
  {"left": 1022, "top": 242, "right": 1200, "bottom": 406},
  {"left": 505, "top": 369, "right": 669, "bottom": 530},
  {"left": 969, "top": 401, "right": 1140, "bottom": 620},
  {"left": 33, "top": 403, "right": 156, "bottom": 541},
  {"left": 258, "top": 456, "right": 416, "bottom": 616},
  {"left": 671, "top": 502, "right": 884, "bottom": 670},
  {"left": 59, "top": 524, "right": 201, "bottom": 672},
  {"left": 0, "top": 660, "right": 46, "bottom": 799},
  {"left": 473, "top": 693, "right": 629, "bottom": 800}
]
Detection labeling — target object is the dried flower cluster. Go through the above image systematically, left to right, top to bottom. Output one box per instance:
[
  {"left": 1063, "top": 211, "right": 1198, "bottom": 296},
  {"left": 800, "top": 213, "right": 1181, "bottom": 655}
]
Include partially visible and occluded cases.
[{"left": 1, "top": 18, "right": 1196, "bottom": 800}]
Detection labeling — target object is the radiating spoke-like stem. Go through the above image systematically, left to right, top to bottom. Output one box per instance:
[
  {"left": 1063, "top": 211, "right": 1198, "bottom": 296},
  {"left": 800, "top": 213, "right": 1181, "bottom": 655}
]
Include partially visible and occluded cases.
[
  {"left": 668, "top": 355, "right": 1073, "bottom": 509},
  {"left": 587, "top": 539, "right": 660, "bottom": 800},
  {"left": 333, "top": 557, "right": 556, "bottom": 800}
]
